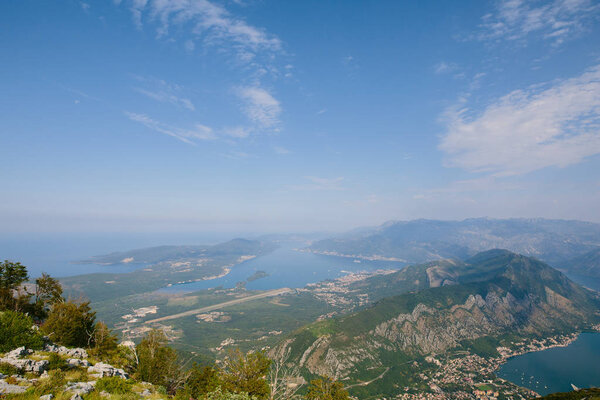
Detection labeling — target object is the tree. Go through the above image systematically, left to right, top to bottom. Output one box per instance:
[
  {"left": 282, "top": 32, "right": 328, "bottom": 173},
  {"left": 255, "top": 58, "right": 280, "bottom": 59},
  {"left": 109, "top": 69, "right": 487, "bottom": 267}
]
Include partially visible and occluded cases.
[
  {"left": 0, "top": 260, "right": 30, "bottom": 311},
  {"left": 35, "top": 273, "right": 63, "bottom": 308},
  {"left": 42, "top": 300, "right": 96, "bottom": 347},
  {"left": 0, "top": 311, "right": 44, "bottom": 352},
  {"left": 89, "top": 322, "right": 119, "bottom": 360},
  {"left": 136, "top": 329, "right": 181, "bottom": 393},
  {"left": 269, "top": 347, "right": 303, "bottom": 400},
  {"left": 220, "top": 349, "right": 271, "bottom": 400},
  {"left": 178, "top": 364, "right": 221, "bottom": 399},
  {"left": 305, "top": 376, "right": 349, "bottom": 400}
]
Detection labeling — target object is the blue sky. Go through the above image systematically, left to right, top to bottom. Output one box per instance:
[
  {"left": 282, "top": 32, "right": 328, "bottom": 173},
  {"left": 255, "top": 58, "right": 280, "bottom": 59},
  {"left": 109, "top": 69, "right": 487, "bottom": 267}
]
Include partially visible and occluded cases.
[{"left": 1, "top": 0, "right": 600, "bottom": 233}]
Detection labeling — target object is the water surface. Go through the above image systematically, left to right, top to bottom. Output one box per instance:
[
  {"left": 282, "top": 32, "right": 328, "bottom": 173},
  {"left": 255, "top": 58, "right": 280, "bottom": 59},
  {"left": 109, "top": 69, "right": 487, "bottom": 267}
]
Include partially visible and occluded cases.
[
  {"left": 159, "top": 242, "right": 405, "bottom": 293},
  {"left": 497, "top": 332, "right": 600, "bottom": 395}
]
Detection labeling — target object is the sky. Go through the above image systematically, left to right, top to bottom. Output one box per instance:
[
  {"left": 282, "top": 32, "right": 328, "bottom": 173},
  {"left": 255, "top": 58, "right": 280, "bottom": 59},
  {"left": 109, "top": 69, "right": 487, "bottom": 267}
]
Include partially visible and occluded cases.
[{"left": 1, "top": 0, "right": 600, "bottom": 234}]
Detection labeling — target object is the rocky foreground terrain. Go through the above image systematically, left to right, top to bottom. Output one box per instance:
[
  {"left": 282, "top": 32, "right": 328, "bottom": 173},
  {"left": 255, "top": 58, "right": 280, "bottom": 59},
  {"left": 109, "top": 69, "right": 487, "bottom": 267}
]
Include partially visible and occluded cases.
[{"left": 0, "top": 342, "right": 159, "bottom": 399}]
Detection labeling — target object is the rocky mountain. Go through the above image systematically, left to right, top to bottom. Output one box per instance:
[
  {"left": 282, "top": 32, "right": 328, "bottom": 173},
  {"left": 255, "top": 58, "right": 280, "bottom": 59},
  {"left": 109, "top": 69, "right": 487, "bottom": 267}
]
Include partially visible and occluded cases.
[
  {"left": 307, "top": 218, "right": 600, "bottom": 266},
  {"left": 273, "top": 250, "right": 600, "bottom": 390}
]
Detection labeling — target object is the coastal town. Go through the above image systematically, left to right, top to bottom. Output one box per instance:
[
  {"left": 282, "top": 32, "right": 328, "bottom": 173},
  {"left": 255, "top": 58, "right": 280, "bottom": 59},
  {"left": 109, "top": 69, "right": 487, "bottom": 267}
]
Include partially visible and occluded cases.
[{"left": 395, "top": 332, "right": 592, "bottom": 400}]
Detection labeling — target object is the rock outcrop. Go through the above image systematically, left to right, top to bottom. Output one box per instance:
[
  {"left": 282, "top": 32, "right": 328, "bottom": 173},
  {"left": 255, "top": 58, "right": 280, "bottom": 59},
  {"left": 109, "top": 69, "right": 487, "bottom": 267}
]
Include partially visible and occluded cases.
[{"left": 87, "top": 362, "right": 129, "bottom": 379}]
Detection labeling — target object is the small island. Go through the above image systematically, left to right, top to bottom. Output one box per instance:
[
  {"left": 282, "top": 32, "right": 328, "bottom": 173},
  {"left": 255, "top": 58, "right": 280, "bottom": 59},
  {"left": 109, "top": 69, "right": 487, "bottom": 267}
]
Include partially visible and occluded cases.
[{"left": 246, "top": 270, "right": 269, "bottom": 282}]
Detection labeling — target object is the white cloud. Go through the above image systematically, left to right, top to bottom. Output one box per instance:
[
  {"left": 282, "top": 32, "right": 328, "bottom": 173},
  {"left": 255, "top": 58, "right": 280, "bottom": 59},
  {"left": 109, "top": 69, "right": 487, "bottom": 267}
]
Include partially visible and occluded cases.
[
  {"left": 123, "top": 0, "right": 281, "bottom": 54},
  {"left": 479, "top": 0, "right": 599, "bottom": 45},
  {"left": 439, "top": 64, "right": 600, "bottom": 176},
  {"left": 133, "top": 76, "right": 195, "bottom": 111},
  {"left": 237, "top": 86, "right": 281, "bottom": 128},
  {"left": 125, "top": 112, "right": 215, "bottom": 144}
]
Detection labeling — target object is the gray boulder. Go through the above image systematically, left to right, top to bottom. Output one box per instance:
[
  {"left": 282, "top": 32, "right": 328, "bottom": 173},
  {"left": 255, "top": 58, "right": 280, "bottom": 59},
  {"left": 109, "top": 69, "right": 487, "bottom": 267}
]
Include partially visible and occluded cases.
[
  {"left": 43, "top": 344, "right": 88, "bottom": 359},
  {"left": 5, "top": 347, "right": 32, "bottom": 359},
  {"left": 0, "top": 357, "right": 49, "bottom": 374},
  {"left": 67, "top": 358, "right": 91, "bottom": 368},
  {"left": 87, "top": 362, "right": 129, "bottom": 379},
  {"left": 0, "top": 380, "right": 28, "bottom": 394},
  {"left": 65, "top": 381, "right": 96, "bottom": 395},
  {"left": 39, "top": 394, "right": 54, "bottom": 400}
]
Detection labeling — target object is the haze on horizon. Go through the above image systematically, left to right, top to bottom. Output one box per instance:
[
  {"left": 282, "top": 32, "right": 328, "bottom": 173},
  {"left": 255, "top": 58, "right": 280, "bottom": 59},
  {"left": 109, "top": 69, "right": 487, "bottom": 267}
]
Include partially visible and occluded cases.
[{"left": 2, "top": 0, "right": 600, "bottom": 234}]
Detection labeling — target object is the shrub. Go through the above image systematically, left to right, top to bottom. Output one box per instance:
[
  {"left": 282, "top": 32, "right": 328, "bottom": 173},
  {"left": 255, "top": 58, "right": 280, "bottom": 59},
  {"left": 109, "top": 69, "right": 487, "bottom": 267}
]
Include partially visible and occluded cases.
[
  {"left": 42, "top": 300, "right": 96, "bottom": 347},
  {"left": 0, "top": 310, "right": 44, "bottom": 352},
  {"left": 89, "top": 322, "right": 119, "bottom": 361},
  {"left": 135, "top": 330, "right": 180, "bottom": 392},
  {"left": 220, "top": 349, "right": 271, "bottom": 400},
  {"left": 46, "top": 353, "right": 68, "bottom": 371},
  {"left": 0, "top": 362, "right": 21, "bottom": 376},
  {"left": 179, "top": 364, "right": 220, "bottom": 399},
  {"left": 35, "top": 369, "right": 66, "bottom": 395},
  {"left": 95, "top": 376, "right": 132, "bottom": 394},
  {"left": 306, "top": 376, "right": 350, "bottom": 400},
  {"left": 205, "top": 387, "right": 256, "bottom": 400}
]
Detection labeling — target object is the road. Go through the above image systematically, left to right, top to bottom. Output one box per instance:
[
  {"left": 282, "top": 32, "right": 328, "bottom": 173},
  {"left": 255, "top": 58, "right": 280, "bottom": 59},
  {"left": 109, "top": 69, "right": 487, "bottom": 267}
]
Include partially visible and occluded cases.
[{"left": 144, "top": 288, "right": 293, "bottom": 324}]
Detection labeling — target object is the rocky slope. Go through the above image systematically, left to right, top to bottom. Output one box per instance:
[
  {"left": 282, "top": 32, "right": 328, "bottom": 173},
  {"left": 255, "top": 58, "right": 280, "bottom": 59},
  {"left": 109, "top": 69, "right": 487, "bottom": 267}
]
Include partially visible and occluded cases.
[{"left": 273, "top": 250, "right": 600, "bottom": 381}]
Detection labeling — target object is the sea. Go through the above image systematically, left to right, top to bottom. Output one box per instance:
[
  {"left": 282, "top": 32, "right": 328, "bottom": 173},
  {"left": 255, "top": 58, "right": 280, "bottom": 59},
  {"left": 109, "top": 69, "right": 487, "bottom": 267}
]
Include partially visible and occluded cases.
[
  {"left": 0, "top": 232, "right": 245, "bottom": 278},
  {"left": 0, "top": 233, "right": 405, "bottom": 291},
  {"left": 159, "top": 241, "right": 405, "bottom": 293},
  {"left": 497, "top": 332, "right": 600, "bottom": 395}
]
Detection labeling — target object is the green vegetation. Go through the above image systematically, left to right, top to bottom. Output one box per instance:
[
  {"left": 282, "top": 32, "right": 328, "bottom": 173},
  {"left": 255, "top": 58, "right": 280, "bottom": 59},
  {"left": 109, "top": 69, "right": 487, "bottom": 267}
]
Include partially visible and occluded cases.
[
  {"left": 61, "top": 239, "right": 277, "bottom": 302},
  {"left": 0, "top": 260, "right": 30, "bottom": 312},
  {"left": 42, "top": 300, "right": 97, "bottom": 347},
  {"left": 0, "top": 310, "right": 44, "bottom": 352},
  {"left": 135, "top": 329, "right": 180, "bottom": 392},
  {"left": 219, "top": 349, "right": 271, "bottom": 399},
  {"left": 0, "top": 361, "right": 22, "bottom": 375},
  {"left": 96, "top": 376, "right": 133, "bottom": 394},
  {"left": 306, "top": 376, "right": 350, "bottom": 400}
]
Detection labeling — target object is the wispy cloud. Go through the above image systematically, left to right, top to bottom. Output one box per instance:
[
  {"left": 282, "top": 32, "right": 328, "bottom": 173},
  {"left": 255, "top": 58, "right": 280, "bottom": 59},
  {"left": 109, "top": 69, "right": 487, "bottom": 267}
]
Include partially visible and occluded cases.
[
  {"left": 121, "top": 0, "right": 281, "bottom": 56},
  {"left": 478, "top": 0, "right": 599, "bottom": 45},
  {"left": 434, "top": 61, "right": 458, "bottom": 75},
  {"left": 439, "top": 64, "right": 600, "bottom": 176},
  {"left": 133, "top": 76, "right": 195, "bottom": 111},
  {"left": 236, "top": 86, "right": 281, "bottom": 129},
  {"left": 125, "top": 112, "right": 215, "bottom": 144},
  {"left": 222, "top": 126, "right": 251, "bottom": 138},
  {"left": 273, "top": 145, "right": 290, "bottom": 155},
  {"left": 289, "top": 176, "right": 345, "bottom": 191}
]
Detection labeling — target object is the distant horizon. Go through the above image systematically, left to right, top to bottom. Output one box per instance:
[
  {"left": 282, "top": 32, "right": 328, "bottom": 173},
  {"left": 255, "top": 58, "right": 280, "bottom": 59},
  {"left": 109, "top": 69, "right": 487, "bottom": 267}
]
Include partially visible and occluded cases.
[{"left": 3, "top": 215, "right": 600, "bottom": 237}]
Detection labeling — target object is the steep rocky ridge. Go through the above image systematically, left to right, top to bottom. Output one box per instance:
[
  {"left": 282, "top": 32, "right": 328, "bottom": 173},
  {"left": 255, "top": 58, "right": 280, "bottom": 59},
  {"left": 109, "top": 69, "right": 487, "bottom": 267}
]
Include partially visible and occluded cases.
[{"left": 273, "top": 250, "right": 600, "bottom": 382}]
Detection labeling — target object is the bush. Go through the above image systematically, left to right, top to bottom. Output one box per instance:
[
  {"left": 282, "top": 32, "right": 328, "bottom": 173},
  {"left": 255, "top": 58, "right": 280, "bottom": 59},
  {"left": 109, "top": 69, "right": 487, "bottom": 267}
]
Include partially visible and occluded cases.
[
  {"left": 42, "top": 300, "right": 96, "bottom": 347},
  {"left": 0, "top": 310, "right": 44, "bottom": 352},
  {"left": 89, "top": 322, "right": 119, "bottom": 361},
  {"left": 136, "top": 330, "right": 180, "bottom": 392},
  {"left": 220, "top": 349, "right": 271, "bottom": 400},
  {"left": 46, "top": 353, "right": 68, "bottom": 371},
  {"left": 0, "top": 362, "right": 21, "bottom": 376},
  {"left": 179, "top": 364, "right": 220, "bottom": 399},
  {"left": 35, "top": 369, "right": 66, "bottom": 395},
  {"left": 95, "top": 376, "right": 132, "bottom": 394},
  {"left": 306, "top": 376, "right": 350, "bottom": 400},
  {"left": 205, "top": 387, "right": 256, "bottom": 400}
]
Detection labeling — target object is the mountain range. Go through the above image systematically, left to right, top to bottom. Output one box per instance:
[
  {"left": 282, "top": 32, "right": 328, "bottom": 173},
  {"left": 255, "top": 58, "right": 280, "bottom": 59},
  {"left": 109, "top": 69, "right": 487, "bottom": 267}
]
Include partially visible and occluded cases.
[
  {"left": 307, "top": 218, "right": 600, "bottom": 271},
  {"left": 273, "top": 250, "right": 600, "bottom": 397}
]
